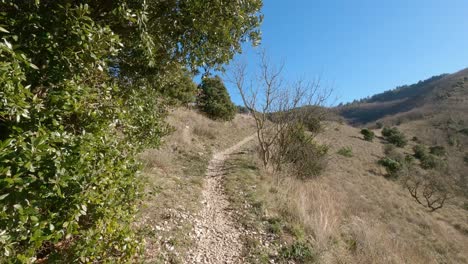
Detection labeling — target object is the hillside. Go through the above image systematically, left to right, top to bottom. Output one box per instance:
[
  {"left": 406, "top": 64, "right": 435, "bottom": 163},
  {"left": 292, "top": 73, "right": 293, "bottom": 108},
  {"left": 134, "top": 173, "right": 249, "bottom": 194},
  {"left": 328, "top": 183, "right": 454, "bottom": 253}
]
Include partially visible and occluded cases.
[
  {"left": 337, "top": 68, "right": 468, "bottom": 126},
  {"left": 135, "top": 108, "right": 468, "bottom": 263}
]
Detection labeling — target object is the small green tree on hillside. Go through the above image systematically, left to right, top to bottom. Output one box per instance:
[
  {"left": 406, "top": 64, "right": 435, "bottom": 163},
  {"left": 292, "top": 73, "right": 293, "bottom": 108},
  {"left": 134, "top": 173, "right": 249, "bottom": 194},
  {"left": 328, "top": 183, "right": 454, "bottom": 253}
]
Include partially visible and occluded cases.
[
  {"left": 197, "top": 76, "right": 236, "bottom": 121},
  {"left": 382, "top": 127, "right": 408, "bottom": 147},
  {"left": 360, "top": 128, "right": 375, "bottom": 141}
]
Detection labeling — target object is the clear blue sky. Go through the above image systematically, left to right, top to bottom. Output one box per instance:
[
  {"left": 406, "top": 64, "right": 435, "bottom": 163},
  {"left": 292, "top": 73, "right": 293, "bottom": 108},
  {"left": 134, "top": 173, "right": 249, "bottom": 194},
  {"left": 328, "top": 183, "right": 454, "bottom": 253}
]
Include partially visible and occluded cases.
[{"left": 226, "top": 0, "right": 468, "bottom": 106}]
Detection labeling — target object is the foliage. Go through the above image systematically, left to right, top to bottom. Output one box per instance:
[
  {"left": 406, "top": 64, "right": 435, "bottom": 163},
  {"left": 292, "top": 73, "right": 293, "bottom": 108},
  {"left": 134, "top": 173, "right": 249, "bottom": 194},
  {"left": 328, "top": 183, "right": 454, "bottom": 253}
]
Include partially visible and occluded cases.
[
  {"left": 0, "top": 0, "right": 262, "bottom": 262},
  {"left": 230, "top": 50, "right": 330, "bottom": 168},
  {"left": 197, "top": 76, "right": 236, "bottom": 121},
  {"left": 236, "top": 105, "right": 250, "bottom": 114},
  {"left": 376, "top": 122, "right": 383, "bottom": 129},
  {"left": 274, "top": 123, "right": 328, "bottom": 179},
  {"left": 382, "top": 127, "right": 408, "bottom": 147},
  {"left": 360, "top": 128, "right": 375, "bottom": 141},
  {"left": 459, "top": 128, "right": 468, "bottom": 136},
  {"left": 413, "top": 145, "right": 443, "bottom": 170},
  {"left": 413, "top": 145, "right": 429, "bottom": 160},
  {"left": 429, "top": 146, "right": 446, "bottom": 157},
  {"left": 337, "top": 147, "right": 353, "bottom": 157},
  {"left": 464, "top": 153, "right": 468, "bottom": 165},
  {"left": 378, "top": 158, "right": 402, "bottom": 178},
  {"left": 279, "top": 242, "right": 315, "bottom": 263}
]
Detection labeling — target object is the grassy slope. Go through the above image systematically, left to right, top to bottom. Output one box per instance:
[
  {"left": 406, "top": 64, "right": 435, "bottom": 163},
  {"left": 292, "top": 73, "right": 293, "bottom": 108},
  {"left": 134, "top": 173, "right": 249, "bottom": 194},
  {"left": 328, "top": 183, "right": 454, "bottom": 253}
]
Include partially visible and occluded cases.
[{"left": 224, "top": 122, "right": 468, "bottom": 263}]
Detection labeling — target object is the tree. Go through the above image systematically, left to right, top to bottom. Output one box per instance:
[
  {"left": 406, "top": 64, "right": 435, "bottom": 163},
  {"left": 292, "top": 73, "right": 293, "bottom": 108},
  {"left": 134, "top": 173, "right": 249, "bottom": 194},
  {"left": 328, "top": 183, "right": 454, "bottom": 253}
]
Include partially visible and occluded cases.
[
  {"left": 0, "top": 0, "right": 262, "bottom": 261},
  {"left": 228, "top": 51, "right": 331, "bottom": 171},
  {"left": 197, "top": 76, "right": 236, "bottom": 121},
  {"left": 403, "top": 170, "right": 453, "bottom": 212}
]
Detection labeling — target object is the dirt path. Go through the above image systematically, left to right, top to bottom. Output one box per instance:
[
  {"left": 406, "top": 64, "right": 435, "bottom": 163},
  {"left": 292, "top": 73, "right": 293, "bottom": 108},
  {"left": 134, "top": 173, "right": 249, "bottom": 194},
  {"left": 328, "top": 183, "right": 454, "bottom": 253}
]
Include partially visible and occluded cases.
[{"left": 186, "top": 135, "right": 255, "bottom": 264}]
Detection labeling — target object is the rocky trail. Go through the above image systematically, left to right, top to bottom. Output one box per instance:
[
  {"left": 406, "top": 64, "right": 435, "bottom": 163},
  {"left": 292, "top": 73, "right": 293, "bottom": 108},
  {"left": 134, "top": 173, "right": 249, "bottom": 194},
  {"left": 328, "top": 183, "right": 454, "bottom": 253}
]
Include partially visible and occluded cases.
[{"left": 186, "top": 135, "right": 255, "bottom": 264}]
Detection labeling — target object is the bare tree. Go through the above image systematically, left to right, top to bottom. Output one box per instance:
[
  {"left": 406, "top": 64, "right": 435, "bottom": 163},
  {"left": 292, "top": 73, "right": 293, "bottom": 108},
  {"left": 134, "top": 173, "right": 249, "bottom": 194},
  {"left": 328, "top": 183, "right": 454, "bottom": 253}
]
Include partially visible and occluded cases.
[
  {"left": 227, "top": 51, "right": 331, "bottom": 170},
  {"left": 403, "top": 169, "right": 453, "bottom": 212}
]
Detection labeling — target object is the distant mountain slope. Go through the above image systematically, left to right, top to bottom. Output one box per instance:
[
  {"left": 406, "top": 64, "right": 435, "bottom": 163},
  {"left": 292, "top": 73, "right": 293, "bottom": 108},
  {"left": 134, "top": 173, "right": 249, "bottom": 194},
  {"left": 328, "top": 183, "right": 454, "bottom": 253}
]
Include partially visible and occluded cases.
[{"left": 337, "top": 68, "right": 468, "bottom": 125}]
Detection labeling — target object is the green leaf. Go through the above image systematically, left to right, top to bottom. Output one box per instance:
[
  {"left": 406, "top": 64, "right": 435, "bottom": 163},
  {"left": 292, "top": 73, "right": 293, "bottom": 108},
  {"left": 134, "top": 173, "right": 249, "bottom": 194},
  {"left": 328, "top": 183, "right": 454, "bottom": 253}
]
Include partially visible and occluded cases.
[
  {"left": 0, "top": 26, "right": 9, "bottom": 33},
  {"left": 29, "top": 63, "right": 39, "bottom": 70},
  {"left": 0, "top": 193, "right": 9, "bottom": 200}
]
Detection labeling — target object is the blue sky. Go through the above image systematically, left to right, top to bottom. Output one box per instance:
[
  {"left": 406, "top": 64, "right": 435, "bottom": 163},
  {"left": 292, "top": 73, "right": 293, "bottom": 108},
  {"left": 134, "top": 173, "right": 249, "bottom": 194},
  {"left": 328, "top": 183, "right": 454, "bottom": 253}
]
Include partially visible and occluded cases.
[{"left": 226, "top": 0, "right": 468, "bottom": 106}]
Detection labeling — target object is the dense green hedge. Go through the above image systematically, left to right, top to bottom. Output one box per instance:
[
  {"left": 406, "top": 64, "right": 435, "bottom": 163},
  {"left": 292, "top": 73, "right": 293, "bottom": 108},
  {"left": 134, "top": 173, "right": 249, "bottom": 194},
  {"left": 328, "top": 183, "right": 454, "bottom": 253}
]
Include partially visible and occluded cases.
[{"left": 0, "top": 0, "right": 262, "bottom": 262}]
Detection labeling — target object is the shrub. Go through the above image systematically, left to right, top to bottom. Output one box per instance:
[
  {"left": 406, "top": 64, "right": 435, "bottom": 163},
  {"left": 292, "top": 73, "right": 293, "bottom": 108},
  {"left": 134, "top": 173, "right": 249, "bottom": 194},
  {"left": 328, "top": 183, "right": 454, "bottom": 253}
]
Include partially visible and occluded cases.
[
  {"left": 197, "top": 76, "right": 236, "bottom": 121},
  {"left": 236, "top": 105, "right": 250, "bottom": 114},
  {"left": 303, "top": 117, "right": 322, "bottom": 135},
  {"left": 376, "top": 122, "right": 383, "bottom": 129},
  {"left": 273, "top": 123, "right": 328, "bottom": 179},
  {"left": 382, "top": 127, "right": 408, "bottom": 147},
  {"left": 360, "top": 128, "right": 375, "bottom": 141},
  {"left": 459, "top": 128, "right": 468, "bottom": 136},
  {"left": 412, "top": 136, "right": 419, "bottom": 142},
  {"left": 413, "top": 145, "right": 442, "bottom": 170},
  {"left": 413, "top": 145, "right": 429, "bottom": 160},
  {"left": 429, "top": 146, "right": 446, "bottom": 157},
  {"left": 337, "top": 147, "right": 353, "bottom": 157},
  {"left": 464, "top": 153, "right": 468, "bottom": 165},
  {"left": 420, "top": 154, "right": 439, "bottom": 170},
  {"left": 378, "top": 157, "right": 402, "bottom": 178},
  {"left": 279, "top": 242, "right": 315, "bottom": 262}
]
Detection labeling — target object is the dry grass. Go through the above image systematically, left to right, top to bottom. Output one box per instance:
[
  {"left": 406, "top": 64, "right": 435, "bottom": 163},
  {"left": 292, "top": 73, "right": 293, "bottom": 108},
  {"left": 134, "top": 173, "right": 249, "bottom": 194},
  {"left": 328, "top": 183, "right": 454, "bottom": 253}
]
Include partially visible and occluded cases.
[
  {"left": 134, "top": 107, "right": 467, "bottom": 263},
  {"left": 135, "top": 108, "right": 256, "bottom": 262},
  {"left": 229, "top": 121, "right": 468, "bottom": 263}
]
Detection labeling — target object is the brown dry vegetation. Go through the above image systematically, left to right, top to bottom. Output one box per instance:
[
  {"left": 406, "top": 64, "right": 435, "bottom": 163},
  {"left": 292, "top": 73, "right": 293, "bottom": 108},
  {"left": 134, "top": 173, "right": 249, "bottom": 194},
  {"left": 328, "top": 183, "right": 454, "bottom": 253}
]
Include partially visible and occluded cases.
[
  {"left": 135, "top": 108, "right": 256, "bottom": 262},
  {"left": 135, "top": 108, "right": 467, "bottom": 263},
  {"left": 224, "top": 121, "right": 468, "bottom": 263}
]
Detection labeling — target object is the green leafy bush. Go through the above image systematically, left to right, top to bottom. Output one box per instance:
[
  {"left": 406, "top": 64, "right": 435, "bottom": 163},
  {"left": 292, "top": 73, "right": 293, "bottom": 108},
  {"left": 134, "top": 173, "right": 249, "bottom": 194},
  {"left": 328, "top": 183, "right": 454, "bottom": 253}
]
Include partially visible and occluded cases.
[
  {"left": 0, "top": 0, "right": 262, "bottom": 262},
  {"left": 197, "top": 76, "right": 237, "bottom": 121},
  {"left": 382, "top": 127, "right": 408, "bottom": 147},
  {"left": 360, "top": 128, "right": 375, "bottom": 141},
  {"left": 413, "top": 145, "right": 442, "bottom": 170},
  {"left": 413, "top": 145, "right": 429, "bottom": 160},
  {"left": 337, "top": 147, "right": 353, "bottom": 157},
  {"left": 378, "top": 157, "right": 402, "bottom": 178},
  {"left": 279, "top": 242, "right": 315, "bottom": 262}
]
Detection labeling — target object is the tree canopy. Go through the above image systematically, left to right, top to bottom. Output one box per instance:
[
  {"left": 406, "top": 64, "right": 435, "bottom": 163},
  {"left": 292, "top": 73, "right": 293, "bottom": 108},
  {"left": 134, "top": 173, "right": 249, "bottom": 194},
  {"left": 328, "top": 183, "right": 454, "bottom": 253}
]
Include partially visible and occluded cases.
[
  {"left": 0, "top": 0, "right": 262, "bottom": 261},
  {"left": 198, "top": 76, "right": 237, "bottom": 121}
]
